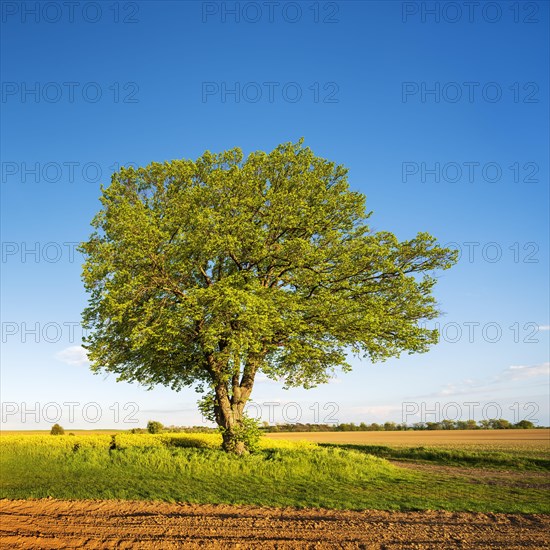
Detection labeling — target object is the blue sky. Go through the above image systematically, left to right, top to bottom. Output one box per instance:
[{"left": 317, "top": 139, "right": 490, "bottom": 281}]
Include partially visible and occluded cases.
[{"left": 1, "top": 1, "right": 548, "bottom": 430}]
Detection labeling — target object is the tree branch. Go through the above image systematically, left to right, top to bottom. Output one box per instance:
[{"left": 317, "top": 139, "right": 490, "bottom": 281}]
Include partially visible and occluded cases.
[{"left": 198, "top": 265, "right": 212, "bottom": 286}]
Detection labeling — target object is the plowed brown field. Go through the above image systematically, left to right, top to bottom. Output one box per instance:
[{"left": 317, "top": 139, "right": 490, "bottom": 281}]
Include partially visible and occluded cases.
[
  {"left": 264, "top": 428, "right": 550, "bottom": 447},
  {"left": 1, "top": 499, "right": 549, "bottom": 549}
]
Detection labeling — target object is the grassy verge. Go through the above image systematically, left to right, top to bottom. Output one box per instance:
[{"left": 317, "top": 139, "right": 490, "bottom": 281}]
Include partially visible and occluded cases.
[
  {"left": 1, "top": 434, "right": 548, "bottom": 513},
  {"left": 319, "top": 443, "right": 550, "bottom": 471}
]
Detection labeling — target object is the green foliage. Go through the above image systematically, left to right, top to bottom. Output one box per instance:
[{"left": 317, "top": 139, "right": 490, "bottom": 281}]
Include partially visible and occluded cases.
[
  {"left": 80, "top": 140, "right": 457, "bottom": 445},
  {"left": 197, "top": 392, "right": 216, "bottom": 424},
  {"left": 220, "top": 416, "right": 262, "bottom": 452},
  {"left": 489, "top": 418, "right": 512, "bottom": 429},
  {"left": 146, "top": 420, "right": 164, "bottom": 434},
  {"left": 515, "top": 420, "right": 536, "bottom": 429},
  {"left": 50, "top": 424, "right": 65, "bottom": 435},
  {"left": 159, "top": 425, "right": 218, "bottom": 434}
]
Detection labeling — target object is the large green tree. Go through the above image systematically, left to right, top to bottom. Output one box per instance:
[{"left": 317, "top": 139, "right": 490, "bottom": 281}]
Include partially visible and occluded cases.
[{"left": 80, "top": 140, "right": 456, "bottom": 453}]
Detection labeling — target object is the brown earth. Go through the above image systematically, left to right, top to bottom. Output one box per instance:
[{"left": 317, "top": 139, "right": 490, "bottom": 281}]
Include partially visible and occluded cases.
[
  {"left": 264, "top": 429, "right": 550, "bottom": 448},
  {"left": 1, "top": 499, "right": 549, "bottom": 549}
]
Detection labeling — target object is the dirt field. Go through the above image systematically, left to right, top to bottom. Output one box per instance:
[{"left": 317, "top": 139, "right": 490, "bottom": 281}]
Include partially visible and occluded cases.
[
  {"left": 264, "top": 428, "right": 550, "bottom": 448},
  {"left": 1, "top": 499, "right": 549, "bottom": 549}
]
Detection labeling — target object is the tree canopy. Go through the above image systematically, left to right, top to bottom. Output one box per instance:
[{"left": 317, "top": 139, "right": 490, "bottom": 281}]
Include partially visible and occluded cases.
[{"left": 80, "top": 140, "right": 457, "bottom": 452}]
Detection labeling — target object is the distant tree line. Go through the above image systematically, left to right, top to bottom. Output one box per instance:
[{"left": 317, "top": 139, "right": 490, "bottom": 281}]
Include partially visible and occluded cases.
[
  {"left": 132, "top": 418, "right": 541, "bottom": 435},
  {"left": 260, "top": 419, "right": 539, "bottom": 432},
  {"left": 130, "top": 421, "right": 219, "bottom": 434}
]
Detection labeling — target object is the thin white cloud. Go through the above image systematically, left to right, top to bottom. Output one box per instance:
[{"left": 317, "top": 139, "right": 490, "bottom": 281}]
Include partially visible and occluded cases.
[
  {"left": 55, "top": 345, "right": 90, "bottom": 367},
  {"left": 422, "top": 362, "right": 549, "bottom": 398},
  {"left": 506, "top": 362, "right": 550, "bottom": 380},
  {"left": 430, "top": 382, "right": 476, "bottom": 398}
]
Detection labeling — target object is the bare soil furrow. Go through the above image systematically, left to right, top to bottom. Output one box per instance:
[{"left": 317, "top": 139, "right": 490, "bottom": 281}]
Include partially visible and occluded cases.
[{"left": 1, "top": 499, "right": 549, "bottom": 549}]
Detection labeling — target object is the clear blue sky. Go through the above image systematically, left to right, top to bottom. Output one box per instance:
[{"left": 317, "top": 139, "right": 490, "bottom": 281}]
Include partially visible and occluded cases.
[{"left": 1, "top": 1, "right": 548, "bottom": 429}]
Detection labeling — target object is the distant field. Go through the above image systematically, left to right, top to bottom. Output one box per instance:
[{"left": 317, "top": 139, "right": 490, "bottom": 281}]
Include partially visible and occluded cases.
[{"left": 265, "top": 429, "right": 550, "bottom": 448}]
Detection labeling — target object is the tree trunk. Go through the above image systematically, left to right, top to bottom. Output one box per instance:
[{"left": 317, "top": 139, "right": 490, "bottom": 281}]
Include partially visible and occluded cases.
[
  {"left": 207, "top": 352, "right": 262, "bottom": 454},
  {"left": 213, "top": 383, "right": 248, "bottom": 455},
  {"left": 221, "top": 421, "right": 246, "bottom": 455}
]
